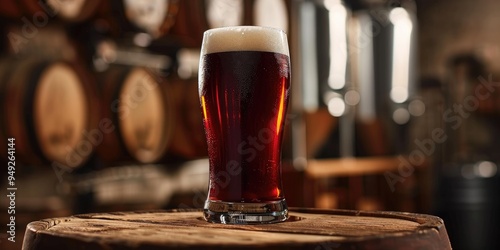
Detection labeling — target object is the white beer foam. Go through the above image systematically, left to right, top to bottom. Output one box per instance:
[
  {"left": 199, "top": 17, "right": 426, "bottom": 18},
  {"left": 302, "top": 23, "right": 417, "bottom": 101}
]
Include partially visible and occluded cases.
[{"left": 201, "top": 26, "right": 289, "bottom": 56}]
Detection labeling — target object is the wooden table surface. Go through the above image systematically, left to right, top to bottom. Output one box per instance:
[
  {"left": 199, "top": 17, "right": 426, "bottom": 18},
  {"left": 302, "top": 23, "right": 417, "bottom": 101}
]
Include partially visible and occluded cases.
[{"left": 22, "top": 208, "right": 451, "bottom": 250}]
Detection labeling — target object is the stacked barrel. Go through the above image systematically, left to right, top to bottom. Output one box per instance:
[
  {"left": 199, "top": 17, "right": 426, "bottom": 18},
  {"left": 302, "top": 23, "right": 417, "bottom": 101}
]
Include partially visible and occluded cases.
[
  {"left": 0, "top": 0, "right": 291, "bottom": 171},
  {"left": 0, "top": 2, "right": 286, "bottom": 249}
]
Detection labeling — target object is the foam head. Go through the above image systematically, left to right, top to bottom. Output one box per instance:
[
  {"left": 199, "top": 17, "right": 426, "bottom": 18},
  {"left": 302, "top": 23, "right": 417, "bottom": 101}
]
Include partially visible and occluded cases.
[{"left": 200, "top": 26, "right": 289, "bottom": 56}]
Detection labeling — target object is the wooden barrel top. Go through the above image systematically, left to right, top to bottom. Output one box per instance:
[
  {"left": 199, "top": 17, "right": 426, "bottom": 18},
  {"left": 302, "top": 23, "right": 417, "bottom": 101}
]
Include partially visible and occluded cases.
[
  {"left": 0, "top": 58, "right": 97, "bottom": 167},
  {"left": 97, "top": 66, "right": 172, "bottom": 164},
  {"left": 22, "top": 208, "right": 451, "bottom": 250}
]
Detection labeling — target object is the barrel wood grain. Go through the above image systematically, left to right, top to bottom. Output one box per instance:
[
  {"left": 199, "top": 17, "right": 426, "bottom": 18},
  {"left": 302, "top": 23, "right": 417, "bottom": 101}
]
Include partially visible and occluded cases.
[
  {"left": 0, "top": 0, "right": 101, "bottom": 22},
  {"left": 0, "top": 57, "right": 97, "bottom": 168},
  {"left": 96, "top": 66, "right": 172, "bottom": 164},
  {"left": 22, "top": 208, "right": 451, "bottom": 250}
]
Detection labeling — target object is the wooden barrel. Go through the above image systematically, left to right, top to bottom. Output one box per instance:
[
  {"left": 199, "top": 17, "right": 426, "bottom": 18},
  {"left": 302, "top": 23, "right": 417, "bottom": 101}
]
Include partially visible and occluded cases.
[
  {"left": 0, "top": 0, "right": 101, "bottom": 22},
  {"left": 90, "top": 0, "right": 180, "bottom": 40},
  {"left": 119, "top": 0, "right": 179, "bottom": 38},
  {"left": 170, "top": 0, "right": 254, "bottom": 47},
  {"left": 171, "top": 0, "right": 290, "bottom": 48},
  {"left": 250, "top": 0, "right": 290, "bottom": 33},
  {"left": 0, "top": 57, "right": 97, "bottom": 168},
  {"left": 0, "top": 59, "right": 14, "bottom": 163},
  {"left": 97, "top": 66, "right": 172, "bottom": 164},
  {"left": 164, "top": 76, "right": 207, "bottom": 160},
  {"left": 22, "top": 208, "right": 452, "bottom": 250}
]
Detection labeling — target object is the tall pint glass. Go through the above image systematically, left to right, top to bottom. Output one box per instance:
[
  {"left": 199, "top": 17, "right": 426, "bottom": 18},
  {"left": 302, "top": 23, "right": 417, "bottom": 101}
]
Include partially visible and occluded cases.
[{"left": 199, "top": 26, "right": 290, "bottom": 224}]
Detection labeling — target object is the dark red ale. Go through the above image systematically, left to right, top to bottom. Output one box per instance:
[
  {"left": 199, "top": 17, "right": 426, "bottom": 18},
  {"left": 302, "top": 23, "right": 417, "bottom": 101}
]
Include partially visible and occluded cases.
[{"left": 200, "top": 51, "right": 290, "bottom": 202}]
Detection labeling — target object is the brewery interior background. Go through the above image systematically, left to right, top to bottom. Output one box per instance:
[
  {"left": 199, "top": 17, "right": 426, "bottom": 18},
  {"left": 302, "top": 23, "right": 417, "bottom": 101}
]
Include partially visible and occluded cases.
[{"left": 1, "top": 0, "right": 499, "bottom": 249}]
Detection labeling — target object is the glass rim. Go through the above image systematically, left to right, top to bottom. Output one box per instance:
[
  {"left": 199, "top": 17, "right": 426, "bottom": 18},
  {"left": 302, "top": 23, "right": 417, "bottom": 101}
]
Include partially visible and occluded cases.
[{"left": 203, "top": 25, "right": 287, "bottom": 35}]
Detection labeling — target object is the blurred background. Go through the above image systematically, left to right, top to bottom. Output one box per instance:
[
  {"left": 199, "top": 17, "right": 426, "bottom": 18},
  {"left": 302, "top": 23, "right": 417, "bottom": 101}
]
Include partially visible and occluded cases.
[{"left": 1, "top": 0, "right": 500, "bottom": 249}]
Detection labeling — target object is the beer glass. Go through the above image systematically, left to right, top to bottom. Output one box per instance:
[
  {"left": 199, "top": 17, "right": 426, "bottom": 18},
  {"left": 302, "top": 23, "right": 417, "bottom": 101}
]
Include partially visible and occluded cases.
[{"left": 199, "top": 26, "right": 290, "bottom": 224}]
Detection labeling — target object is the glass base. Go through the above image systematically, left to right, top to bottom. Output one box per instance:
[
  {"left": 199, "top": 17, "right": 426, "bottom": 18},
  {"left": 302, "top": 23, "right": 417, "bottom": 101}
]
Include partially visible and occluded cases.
[{"left": 203, "top": 199, "right": 288, "bottom": 224}]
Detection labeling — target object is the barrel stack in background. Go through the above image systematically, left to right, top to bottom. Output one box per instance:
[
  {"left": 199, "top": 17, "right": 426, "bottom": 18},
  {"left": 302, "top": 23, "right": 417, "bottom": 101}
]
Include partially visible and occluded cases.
[
  {"left": 0, "top": 1, "right": 293, "bottom": 249},
  {"left": 0, "top": 2, "right": 187, "bottom": 249},
  {"left": 0, "top": 56, "right": 98, "bottom": 169},
  {"left": 96, "top": 65, "right": 172, "bottom": 165}
]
